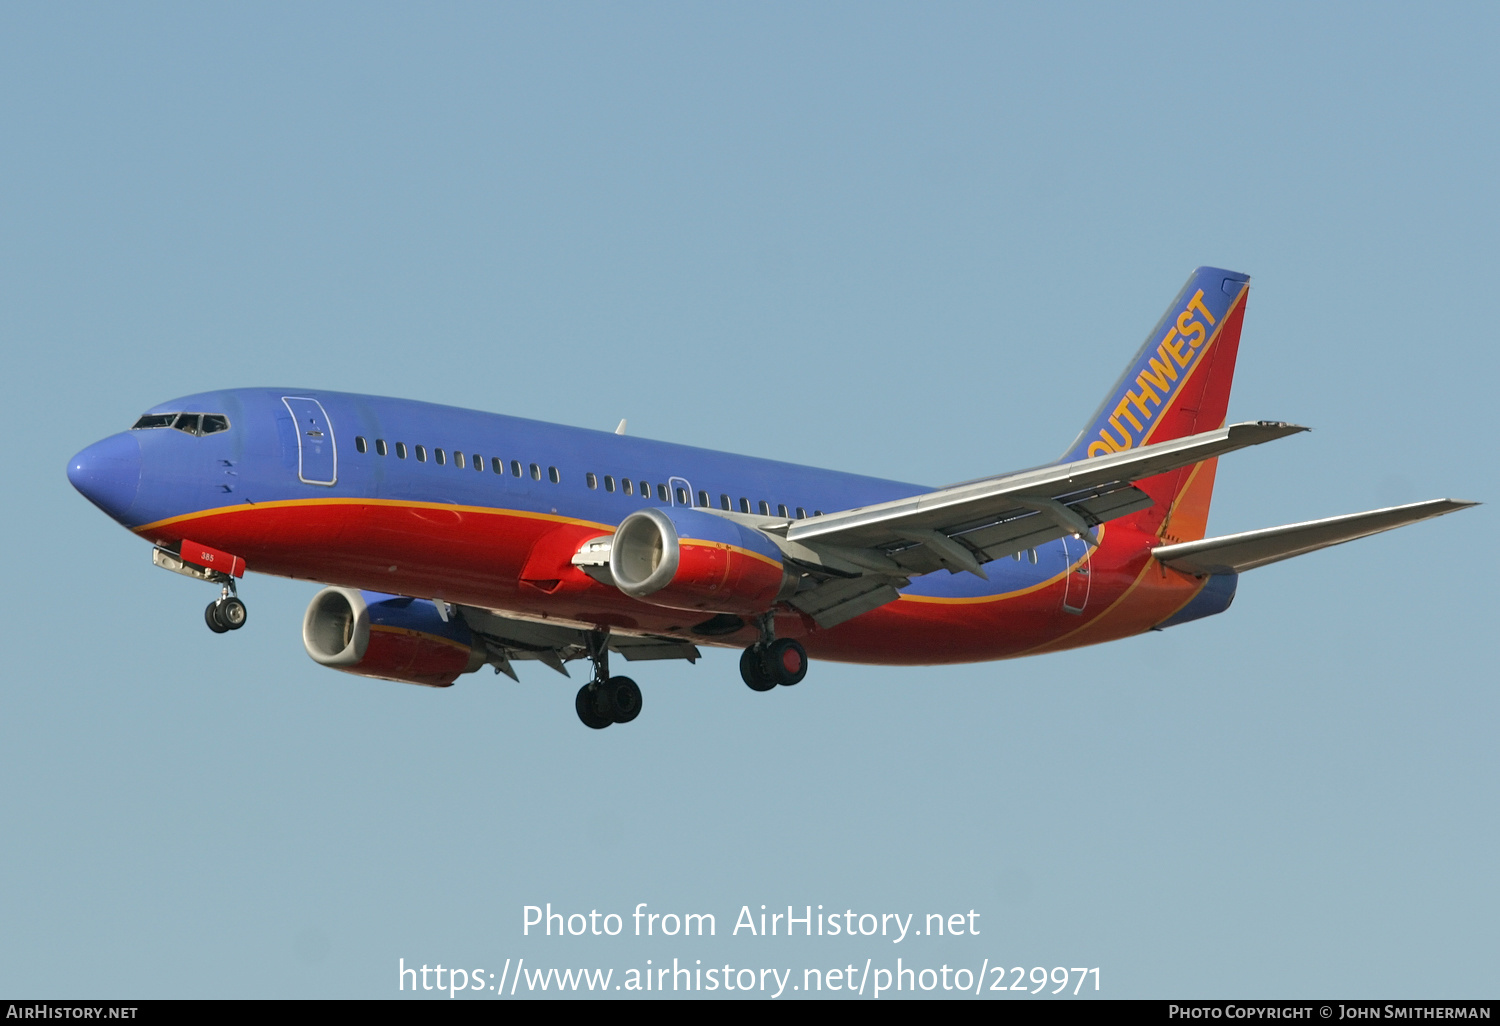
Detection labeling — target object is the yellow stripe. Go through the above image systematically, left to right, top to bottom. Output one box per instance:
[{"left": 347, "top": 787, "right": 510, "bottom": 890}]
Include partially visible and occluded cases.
[
  {"left": 133, "top": 490, "right": 1117, "bottom": 606},
  {"left": 131, "top": 496, "right": 614, "bottom": 535},
  {"left": 139, "top": 496, "right": 789, "bottom": 570}
]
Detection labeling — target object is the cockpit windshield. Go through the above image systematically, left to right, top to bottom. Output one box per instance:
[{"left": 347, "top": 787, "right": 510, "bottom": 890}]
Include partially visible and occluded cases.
[{"left": 132, "top": 413, "right": 230, "bottom": 436}]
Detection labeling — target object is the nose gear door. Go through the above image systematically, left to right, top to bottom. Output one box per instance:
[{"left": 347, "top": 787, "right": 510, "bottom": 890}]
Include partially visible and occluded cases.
[{"left": 282, "top": 396, "right": 337, "bottom": 486}]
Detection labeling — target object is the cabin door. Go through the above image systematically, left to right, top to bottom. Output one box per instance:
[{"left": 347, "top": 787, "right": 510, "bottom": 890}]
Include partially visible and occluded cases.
[
  {"left": 281, "top": 397, "right": 337, "bottom": 486},
  {"left": 1060, "top": 534, "right": 1092, "bottom": 614}
]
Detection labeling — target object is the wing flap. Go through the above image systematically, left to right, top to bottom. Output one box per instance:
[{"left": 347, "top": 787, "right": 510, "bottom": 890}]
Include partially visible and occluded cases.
[
  {"left": 1152, "top": 499, "right": 1477, "bottom": 575},
  {"left": 785, "top": 577, "right": 908, "bottom": 628},
  {"left": 455, "top": 605, "right": 701, "bottom": 677},
  {"left": 610, "top": 636, "right": 702, "bottom": 662}
]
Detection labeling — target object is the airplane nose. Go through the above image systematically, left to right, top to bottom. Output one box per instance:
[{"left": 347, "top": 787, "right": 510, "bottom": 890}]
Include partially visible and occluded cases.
[{"left": 68, "top": 433, "right": 142, "bottom": 522}]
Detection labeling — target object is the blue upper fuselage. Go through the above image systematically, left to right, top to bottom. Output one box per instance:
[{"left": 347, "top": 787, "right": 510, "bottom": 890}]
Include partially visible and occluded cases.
[{"left": 68, "top": 388, "right": 1082, "bottom": 599}]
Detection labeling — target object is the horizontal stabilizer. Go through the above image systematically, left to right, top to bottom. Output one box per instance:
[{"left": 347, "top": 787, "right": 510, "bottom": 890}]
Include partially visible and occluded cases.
[{"left": 1152, "top": 499, "right": 1478, "bottom": 575}]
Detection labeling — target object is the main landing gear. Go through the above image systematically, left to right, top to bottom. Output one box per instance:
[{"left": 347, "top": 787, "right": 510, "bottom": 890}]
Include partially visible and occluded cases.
[
  {"left": 204, "top": 583, "right": 248, "bottom": 634},
  {"left": 740, "top": 614, "right": 807, "bottom": 691},
  {"left": 574, "top": 630, "right": 642, "bottom": 730}
]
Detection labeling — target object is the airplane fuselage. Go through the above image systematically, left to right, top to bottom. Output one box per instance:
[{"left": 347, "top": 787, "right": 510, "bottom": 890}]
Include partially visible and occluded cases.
[{"left": 75, "top": 387, "right": 1221, "bottom": 665}]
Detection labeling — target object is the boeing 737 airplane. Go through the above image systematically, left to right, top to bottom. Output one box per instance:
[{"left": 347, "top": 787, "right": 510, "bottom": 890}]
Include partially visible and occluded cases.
[{"left": 67, "top": 267, "right": 1475, "bottom": 729}]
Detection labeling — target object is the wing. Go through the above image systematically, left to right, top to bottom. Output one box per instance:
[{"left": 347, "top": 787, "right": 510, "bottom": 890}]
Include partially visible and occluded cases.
[
  {"left": 755, "top": 421, "right": 1305, "bottom": 626},
  {"left": 1151, "top": 499, "right": 1477, "bottom": 575},
  {"left": 454, "top": 604, "right": 699, "bottom": 681}
]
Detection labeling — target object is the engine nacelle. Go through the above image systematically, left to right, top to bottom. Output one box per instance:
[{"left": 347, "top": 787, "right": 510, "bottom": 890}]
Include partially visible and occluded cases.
[
  {"left": 609, "top": 506, "right": 796, "bottom": 615},
  {"left": 302, "top": 587, "right": 487, "bottom": 688}
]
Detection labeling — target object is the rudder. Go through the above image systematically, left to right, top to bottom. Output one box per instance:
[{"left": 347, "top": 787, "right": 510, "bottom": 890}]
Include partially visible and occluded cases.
[{"left": 1059, "top": 266, "right": 1252, "bottom": 543}]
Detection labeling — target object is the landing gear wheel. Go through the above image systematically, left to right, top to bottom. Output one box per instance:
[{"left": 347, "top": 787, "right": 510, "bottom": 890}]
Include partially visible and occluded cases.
[
  {"left": 206, "top": 597, "right": 248, "bottom": 632},
  {"left": 216, "top": 597, "right": 248, "bottom": 630},
  {"left": 766, "top": 638, "right": 807, "bottom": 686},
  {"left": 740, "top": 646, "right": 777, "bottom": 692},
  {"left": 605, "top": 676, "right": 642, "bottom": 724},
  {"left": 575, "top": 684, "right": 612, "bottom": 730}
]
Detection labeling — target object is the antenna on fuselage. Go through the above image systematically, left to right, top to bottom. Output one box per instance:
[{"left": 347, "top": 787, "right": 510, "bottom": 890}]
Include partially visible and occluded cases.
[{"left": 615, "top": 419, "right": 627, "bottom": 435}]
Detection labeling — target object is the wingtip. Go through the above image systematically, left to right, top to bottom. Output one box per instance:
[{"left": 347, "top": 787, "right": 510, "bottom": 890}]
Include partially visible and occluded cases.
[
  {"left": 1227, "top": 420, "right": 1311, "bottom": 441},
  {"left": 1395, "top": 498, "right": 1481, "bottom": 517}
]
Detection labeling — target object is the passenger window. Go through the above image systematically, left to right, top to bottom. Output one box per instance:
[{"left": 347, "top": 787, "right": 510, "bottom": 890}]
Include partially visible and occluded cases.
[
  {"left": 172, "top": 414, "right": 201, "bottom": 436},
  {"left": 201, "top": 415, "right": 229, "bottom": 434},
  {"left": 355, "top": 436, "right": 367, "bottom": 454},
  {"left": 375, "top": 439, "right": 388, "bottom": 456},
  {"left": 396, "top": 442, "right": 407, "bottom": 459},
  {"left": 416, "top": 445, "right": 427, "bottom": 462},
  {"left": 435, "top": 449, "right": 446, "bottom": 466},
  {"left": 454, "top": 451, "right": 465, "bottom": 469},
  {"left": 473, "top": 454, "right": 483, "bottom": 472},
  {"left": 492, "top": 457, "right": 503, "bottom": 474},
  {"left": 511, "top": 460, "right": 522, "bottom": 477},
  {"left": 530, "top": 463, "right": 541, "bottom": 480},
  {"left": 549, "top": 466, "right": 560, "bottom": 484},
  {"left": 587, "top": 473, "right": 598, "bottom": 489},
  {"left": 604, "top": 475, "right": 616, "bottom": 493},
  {"left": 623, "top": 479, "right": 633, "bottom": 496},
  {"left": 639, "top": 481, "right": 650, "bottom": 499},
  {"left": 657, "top": 484, "right": 668, "bottom": 501},
  {"left": 676, "top": 487, "right": 689, "bottom": 504},
  {"left": 697, "top": 490, "right": 709, "bottom": 507},
  {"left": 720, "top": 494, "right": 731, "bottom": 511},
  {"left": 739, "top": 498, "right": 750, "bottom": 513},
  {"left": 758, "top": 500, "right": 771, "bottom": 515},
  {"left": 777, "top": 504, "right": 789, "bottom": 518},
  {"left": 795, "top": 507, "right": 807, "bottom": 519},
  {"left": 813, "top": 510, "right": 823, "bottom": 517},
  {"left": 1028, "top": 548, "right": 1038, "bottom": 564},
  {"left": 1012, "top": 551, "right": 1021, "bottom": 561}
]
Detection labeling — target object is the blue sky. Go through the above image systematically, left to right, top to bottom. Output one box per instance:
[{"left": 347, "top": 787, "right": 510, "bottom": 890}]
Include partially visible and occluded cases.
[{"left": 2, "top": 3, "right": 1495, "bottom": 998}]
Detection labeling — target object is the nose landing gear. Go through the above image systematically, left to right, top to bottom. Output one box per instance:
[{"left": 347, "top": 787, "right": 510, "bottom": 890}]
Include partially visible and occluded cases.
[
  {"left": 152, "top": 543, "right": 250, "bottom": 635},
  {"left": 204, "top": 575, "right": 248, "bottom": 633},
  {"left": 205, "top": 589, "right": 249, "bottom": 633},
  {"left": 574, "top": 630, "right": 643, "bottom": 729}
]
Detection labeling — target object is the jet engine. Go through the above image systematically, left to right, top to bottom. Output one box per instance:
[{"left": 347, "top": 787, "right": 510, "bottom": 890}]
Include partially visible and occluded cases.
[
  {"left": 609, "top": 506, "right": 797, "bottom": 615},
  {"left": 302, "top": 587, "right": 487, "bottom": 687}
]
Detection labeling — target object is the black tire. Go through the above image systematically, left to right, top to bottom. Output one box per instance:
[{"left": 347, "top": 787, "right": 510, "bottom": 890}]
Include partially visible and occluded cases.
[
  {"left": 217, "top": 597, "right": 248, "bottom": 630},
  {"left": 205, "top": 601, "right": 229, "bottom": 634},
  {"left": 766, "top": 638, "right": 808, "bottom": 686},
  {"left": 740, "top": 646, "right": 777, "bottom": 692},
  {"left": 606, "top": 676, "right": 642, "bottom": 724},
  {"left": 575, "top": 684, "right": 612, "bottom": 729}
]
